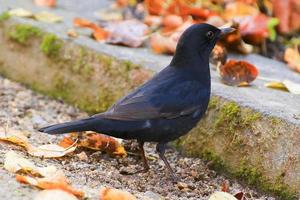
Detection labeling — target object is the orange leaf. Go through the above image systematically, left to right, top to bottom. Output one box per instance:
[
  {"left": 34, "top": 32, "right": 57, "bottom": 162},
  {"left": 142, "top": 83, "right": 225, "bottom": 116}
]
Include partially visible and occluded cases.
[
  {"left": 34, "top": 0, "right": 56, "bottom": 7},
  {"left": 144, "top": 0, "right": 165, "bottom": 15},
  {"left": 162, "top": 15, "right": 183, "bottom": 32},
  {"left": 73, "top": 17, "right": 109, "bottom": 41},
  {"left": 150, "top": 33, "right": 177, "bottom": 54},
  {"left": 219, "top": 60, "right": 258, "bottom": 86},
  {"left": 59, "top": 132, "right": 127, "bottom": 157},
  {"left": 16, "top": 171, "right": 84, "bottom": 198},
  {"left": 221, "top": 181, "right": 229, "bottom": 192},
  {"left": 99, "top": 187, "right": 136, "bottom": 200}
]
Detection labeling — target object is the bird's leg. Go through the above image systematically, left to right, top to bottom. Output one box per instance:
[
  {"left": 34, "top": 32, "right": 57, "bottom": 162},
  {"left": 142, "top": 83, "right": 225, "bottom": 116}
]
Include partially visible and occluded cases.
[
  {"left": 120, "top": 141, "right": 149, "bottom": 175},
  {"left": 137, "top": 141, "right": 150, "bottom": 173},
  {"left": 156, "top": 143, "right": 180, "bottom": 182}
]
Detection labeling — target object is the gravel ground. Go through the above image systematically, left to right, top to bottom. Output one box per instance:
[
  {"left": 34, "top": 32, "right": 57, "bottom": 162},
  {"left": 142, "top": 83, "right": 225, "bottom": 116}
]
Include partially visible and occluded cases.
[{"left": 0, "top": 76, "right": 275, "bottom": 200}]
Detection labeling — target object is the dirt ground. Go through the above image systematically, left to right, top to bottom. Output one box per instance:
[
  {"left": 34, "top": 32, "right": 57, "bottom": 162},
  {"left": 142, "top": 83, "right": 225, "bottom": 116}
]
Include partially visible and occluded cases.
[{"left": 0, "top": 76, "right": 275, "bottom": 200}]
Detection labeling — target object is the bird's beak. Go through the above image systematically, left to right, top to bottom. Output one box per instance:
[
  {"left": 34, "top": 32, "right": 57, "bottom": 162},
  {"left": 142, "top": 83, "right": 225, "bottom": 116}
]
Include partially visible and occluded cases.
[{"left": 219, "top": 27, "right": 236, "bottom": 38}]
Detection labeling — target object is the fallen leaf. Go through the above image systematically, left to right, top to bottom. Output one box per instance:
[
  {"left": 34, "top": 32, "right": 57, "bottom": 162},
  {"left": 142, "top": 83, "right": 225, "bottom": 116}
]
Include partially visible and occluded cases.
[
  {"left": 34, "top": 0, "right": 56, "bottom": 7},
  {"left": 144, "top": 0, "right": 166, "bottom": 15},
  {"left": 273, "top": 0, "right": 300, "bottom": 33},
  {"left": 223, "top": 1, "right": 259, "bottom": 20},
  {"left": 8, "top": 8, "right": 33, "bottom": 17},
  {"left": 34, "top": 11, "right": 62, "bottom": 23},
  {"left": 237, "top": 14, "right": 270, "bottom": 45},
  {"left": 162, "top": 15, "right": 183, "bottom": 33},
  {"left": 73, "top": 17, "right": 109, "bottom": 41},
  {"left": 104, "top": 20, "right": 148, "bottom": 47},
  {"left": 220, "top": 23, "right": 253, "bottom": 54},
  {"left": 150, "top": 33, "right": 177, "bottom": 54},
  {"left": 210, "top": 44, "right": 228, "bottom": 68},
  {"left": 284, "top": 47, "right": 300, "bottom": 73},
  {"left": 219, "top": 60, "right": 259, "bottom": 86},
  {"left": 265, "top": 80, "right": 300, "bottom": 94},
  {"left": 265, "top": 81, "right": 288, "bottom": 91},
  {"left": 0, "top": 127, "right": 29, "bottom": 148},
  {"left": 0, "top": 127, "right": 75, "bottom": 158},
  {"left": 59, "top": 132, "right": 127, "bottom": 157},
  {"left": 27, "top": 143, "right": 76, "bottom": 158},
  {"left": 4, "top": 150, "right": 59, "bottom": 177},
  {"left": 4, "top": 151, "right": 38, "bottom": 174},
  {"left": 16, "top": 170, "right": 84, "bottom": 198},
  {"left": 221, "top": 181, "right": 230, "bottom": 192},
  {"left": 99, "top": 187, "right": 136, "bottom": 200},
  {"left": 34, "top": 190, "right": 77, "bottom": 200},
  {"left": 208, "top": 191, "right": 237, "bottom": 200},
  {"left": 234, "top": 192, "right": 244, "bottom": 200}
]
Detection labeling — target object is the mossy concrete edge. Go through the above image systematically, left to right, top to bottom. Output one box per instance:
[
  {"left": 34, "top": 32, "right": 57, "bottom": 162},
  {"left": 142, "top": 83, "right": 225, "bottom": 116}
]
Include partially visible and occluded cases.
[{"left": 0, "top": 18, "right": 299, "bottom": 199}]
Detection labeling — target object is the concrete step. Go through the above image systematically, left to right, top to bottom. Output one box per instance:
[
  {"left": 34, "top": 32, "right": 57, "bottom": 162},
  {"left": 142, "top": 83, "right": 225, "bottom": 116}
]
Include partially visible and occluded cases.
[{"left": 0, "top": 0, "right": 299, "bottom": 199}]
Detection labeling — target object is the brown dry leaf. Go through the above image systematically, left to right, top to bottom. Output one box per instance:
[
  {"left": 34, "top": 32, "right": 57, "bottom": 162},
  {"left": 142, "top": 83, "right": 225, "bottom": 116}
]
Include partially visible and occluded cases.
[
  {"left": 34, "top": 0, "right": 56, "bottom": 7},
  {"left": 34, "top": 11, "right": 62, "bottom": 23},
  {"left": 237, "top": 14, "right": 269, "bottom": 45},
  {"left": 73, "top": 17, "right": 109, "bottom": 41},
  {"left": 104, "top": 19, "right": 148, "bottom": 48},
  {"left": 220, "top": 23, "right": 253, "bottom": 54},
  {"left": 210, "top": 44, "right": 228, "bottom": 68},
  {"left": 284, "top": 47, "right": 300, "bottom": 73},
  {"left": 219, "top": 60, "right": 259, "bottom": 86},
  {"left": 0, "top": 127, "right": 29, "bottom": 148},
  {"left": 0, "top": 127, "right": 76, "bottom": 158},
  {"left": 59, "top": 132, "right": 127, "bottom": 157},
  {"left": 27, "top": 143, "right": 76, "bottom": 158},
  {"left": 4, "top": 150, "right": 59, "bottom": 177},
  {"left": 4, "top": 151, "right": 38, "bottom": 174},
  {"left": 16, "top": 170, "right": 84, "bottom": 198},
  {"left": 221, "top": 181, "right": 230, "bottom": 192},
  {"left": 99, "top": 187, "right": 137, "bottom": 200},
  {"left": 34, "top": 190, "right": 78, "bottom": 200},
  {"left": 208, "top": 191, "right": 237, "bottom": 200},
  {"left": 234, "top": 192, "right": 245, "bottom": 200}
]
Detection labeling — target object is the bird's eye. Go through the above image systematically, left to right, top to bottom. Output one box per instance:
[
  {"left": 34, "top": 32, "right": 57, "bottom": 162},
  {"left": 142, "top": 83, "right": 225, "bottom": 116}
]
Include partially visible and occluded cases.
[{"left": 206, "top": 31, "right": 214, "bottom": 39}]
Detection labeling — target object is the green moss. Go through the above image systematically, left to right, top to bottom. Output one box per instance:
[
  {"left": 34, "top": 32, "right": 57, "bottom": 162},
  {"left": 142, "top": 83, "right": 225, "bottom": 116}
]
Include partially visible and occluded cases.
[
  {"left": 0, "top": 11, "right": 10, "bottom": 22},
  {"left": 9, "top": 24, "right": 41, "bottom": 45},
  {"left": 40, "top": 33, "right": 62, "bottom": 57},
  {"left": 72, "top": 47, "right": 93, "bottom": 77},
  {"left": 123, "top": 60, "right": 138, "bottom": 71},
  {"left": 208, "top": 96, "right": 219, "bottom": 110},
  {"left": 214, "top": 101, "right": 241, "bottom": 135},
  {"left": 242, "top": 109, "right": 262, "bottom": 126},
  {"left": 202, "top": 150, "right": 225, "bottom": 171},
  {"left": 235, "top": 161, "right": 296, "bottom": 200}
]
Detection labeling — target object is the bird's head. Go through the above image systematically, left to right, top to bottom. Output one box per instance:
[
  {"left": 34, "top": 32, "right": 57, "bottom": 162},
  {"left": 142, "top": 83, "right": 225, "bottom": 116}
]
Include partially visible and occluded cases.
[{"left": 171, "top": 23, "right": 234, "bottom": 67}]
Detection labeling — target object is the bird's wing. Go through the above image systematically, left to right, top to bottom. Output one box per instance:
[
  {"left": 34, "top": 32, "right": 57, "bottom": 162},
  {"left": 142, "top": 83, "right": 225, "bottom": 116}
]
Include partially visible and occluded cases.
[{"left": 98, "top": 79, "right": 209, "bottom": 121}]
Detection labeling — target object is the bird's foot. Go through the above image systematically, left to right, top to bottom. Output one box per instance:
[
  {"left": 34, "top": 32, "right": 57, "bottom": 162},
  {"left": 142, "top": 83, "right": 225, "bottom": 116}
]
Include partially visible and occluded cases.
[{"left": 171, "top": 174, "right": 181, "bottom": 183}]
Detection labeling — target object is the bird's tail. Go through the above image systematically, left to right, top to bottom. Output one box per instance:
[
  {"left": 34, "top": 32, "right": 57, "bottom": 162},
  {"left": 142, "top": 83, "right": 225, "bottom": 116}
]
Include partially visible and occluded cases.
[{"left": 39, "top": 117, "right": 96, "bottom": 134}]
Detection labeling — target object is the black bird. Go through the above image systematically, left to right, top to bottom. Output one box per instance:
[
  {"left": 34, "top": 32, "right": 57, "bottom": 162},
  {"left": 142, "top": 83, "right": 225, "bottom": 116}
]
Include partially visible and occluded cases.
[{"left": 39, "top": 23, "right": 234, "bottom": 179}]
